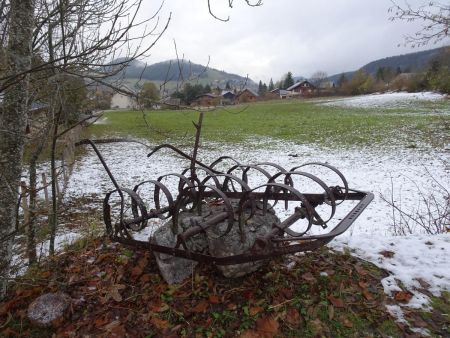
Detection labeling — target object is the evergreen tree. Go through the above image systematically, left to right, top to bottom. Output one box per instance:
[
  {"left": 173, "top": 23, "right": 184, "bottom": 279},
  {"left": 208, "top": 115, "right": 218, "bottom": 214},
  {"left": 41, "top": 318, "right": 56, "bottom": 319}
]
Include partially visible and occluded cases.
[
  {"left": 284, "top": 72, "right": 294, "bottom": 89},
  {"left": 268, "top": 78, "right": 274, "bottom": 91},
  {"left": 258, "top": 80, "right": 263, "bottom": 95},
  {"left": 225, "top": 81, "right": 231, "bottom": 90},
  {"left": 204, "top": 84, "right": 212, "bottom": 93}
]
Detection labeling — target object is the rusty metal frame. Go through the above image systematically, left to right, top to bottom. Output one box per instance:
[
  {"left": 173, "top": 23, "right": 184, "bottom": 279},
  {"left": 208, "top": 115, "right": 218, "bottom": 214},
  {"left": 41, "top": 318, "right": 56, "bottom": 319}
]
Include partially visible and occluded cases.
[{"left": 76, "top": 138, "right": 374, "bottom": 265}]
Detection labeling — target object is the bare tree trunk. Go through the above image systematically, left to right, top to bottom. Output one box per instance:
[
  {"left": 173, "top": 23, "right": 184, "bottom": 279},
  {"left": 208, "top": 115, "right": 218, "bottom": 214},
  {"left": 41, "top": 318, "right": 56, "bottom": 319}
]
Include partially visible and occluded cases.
[
  {"left": 0, "top": 0, "right": 35, "bottom": 299},
  {"left": 49, "top": 107, "right": 61, "bottom": 256},
  {"left": 27, "top": 121, "right": 51, "bottom": 264}
]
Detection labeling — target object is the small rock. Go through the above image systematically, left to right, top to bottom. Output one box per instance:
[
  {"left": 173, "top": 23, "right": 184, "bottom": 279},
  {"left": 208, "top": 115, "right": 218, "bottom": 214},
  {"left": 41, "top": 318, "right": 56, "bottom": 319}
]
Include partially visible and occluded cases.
[{"left": 27, "top": 292, "right": 71, "bottom": 327}]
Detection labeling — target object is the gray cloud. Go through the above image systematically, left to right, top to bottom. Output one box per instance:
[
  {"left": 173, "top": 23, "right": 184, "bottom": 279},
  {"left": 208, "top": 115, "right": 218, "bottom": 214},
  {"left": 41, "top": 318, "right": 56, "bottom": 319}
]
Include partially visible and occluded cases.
[{"left": 141, "top": 0, "right": 449, "bottom": 83}]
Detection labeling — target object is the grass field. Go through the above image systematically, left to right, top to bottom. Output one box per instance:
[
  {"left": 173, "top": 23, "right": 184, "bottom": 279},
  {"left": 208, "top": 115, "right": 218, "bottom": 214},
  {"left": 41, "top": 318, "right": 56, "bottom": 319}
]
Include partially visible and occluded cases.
[{"left": 88, "top": 97, "right": 450, "bottom": 148}]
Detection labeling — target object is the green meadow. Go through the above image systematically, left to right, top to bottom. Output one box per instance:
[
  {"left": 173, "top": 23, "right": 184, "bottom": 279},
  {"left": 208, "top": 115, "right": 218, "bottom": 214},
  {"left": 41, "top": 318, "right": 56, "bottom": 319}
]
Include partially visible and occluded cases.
[{"left": 88, "top": 98, "right": 450, "bottom": 148}]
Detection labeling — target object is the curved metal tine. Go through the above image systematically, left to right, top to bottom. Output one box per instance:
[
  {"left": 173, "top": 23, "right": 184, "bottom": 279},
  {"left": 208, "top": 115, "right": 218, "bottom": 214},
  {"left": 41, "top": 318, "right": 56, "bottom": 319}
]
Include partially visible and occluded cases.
[
  {"left": 78, "top": 140, "right": 126, "bottom": 226},
  {"left": 147, "top": 144, "right": 220, "bottom": 174},
  {"left": 209, "top": 156, "right": 241, "bottom": 171},
  {"left": 257, "top": 162, "right": 292, "bottom": 210},
  {"left": 291, "top": 162, "right": 349, "bottom": 204},
  {"left": 225, "top": 164, "right": 247, "bottom": 191},
  {"left": 226, "top": 164, "right": 272, "bottom": 193},
  {"left": 182, "top": 166, "right": 222, "bottom": 190},
  {"left": 270, "top": 170, "right": 337, "bottom": 225},
  {"left": 157, "top": 172, "right": 194, "bottom": 195},
  {"left": 201, "top": 173, "right": 251, "bottom": 196},
  {"left": 132, "top": 180, "right": 175, "bottom": 220},
  {"left": 243, "top": 182, "right": 315, "bottom": 236},
  {"left": 199, "top": 184, "right": 235, "bottom": 239},
  {"left": 172, "top": 185, "right": 200, "bottom": 234},
  {"left": 123, "top": 187, "right": 150, "bottom": 231},
  {"left": 103, "top": 188, "right": 136, "bottom": 239}
]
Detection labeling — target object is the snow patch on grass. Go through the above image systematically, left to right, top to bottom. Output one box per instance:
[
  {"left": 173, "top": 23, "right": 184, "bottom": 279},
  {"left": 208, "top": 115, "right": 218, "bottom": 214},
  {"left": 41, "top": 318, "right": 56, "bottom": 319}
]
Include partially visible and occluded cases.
[{"left": 321, "top": 91, "right": 447, "bottom": 109}]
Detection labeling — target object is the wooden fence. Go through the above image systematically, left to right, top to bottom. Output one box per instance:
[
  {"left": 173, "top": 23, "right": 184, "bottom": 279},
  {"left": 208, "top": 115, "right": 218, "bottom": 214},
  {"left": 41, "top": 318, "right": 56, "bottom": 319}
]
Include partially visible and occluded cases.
[{"left": 20, "top": 124, "right": 83, "bottom": 221}]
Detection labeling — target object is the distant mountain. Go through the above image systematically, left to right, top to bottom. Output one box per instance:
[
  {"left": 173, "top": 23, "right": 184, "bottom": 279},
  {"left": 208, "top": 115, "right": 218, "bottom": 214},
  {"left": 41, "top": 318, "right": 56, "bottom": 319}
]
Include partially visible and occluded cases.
[
  {"left": 326, "top": 46, "right": 447, "bottom": 83},
  {"left": 107, "top": 59, "right": 256, "bottom": 91}
]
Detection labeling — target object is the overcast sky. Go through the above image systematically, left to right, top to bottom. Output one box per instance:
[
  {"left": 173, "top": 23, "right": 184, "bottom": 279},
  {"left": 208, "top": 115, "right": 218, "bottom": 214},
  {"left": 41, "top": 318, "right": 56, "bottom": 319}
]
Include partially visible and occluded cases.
[{"left": 139, "top": 0, "right": 449, "bottom": 83}]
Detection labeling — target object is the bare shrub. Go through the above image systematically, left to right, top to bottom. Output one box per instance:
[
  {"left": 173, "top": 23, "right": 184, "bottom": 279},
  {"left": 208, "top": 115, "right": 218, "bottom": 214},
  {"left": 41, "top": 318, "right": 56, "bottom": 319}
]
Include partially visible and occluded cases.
[{"left": 381, "top": 165, "right": 450, "bottom": 236}]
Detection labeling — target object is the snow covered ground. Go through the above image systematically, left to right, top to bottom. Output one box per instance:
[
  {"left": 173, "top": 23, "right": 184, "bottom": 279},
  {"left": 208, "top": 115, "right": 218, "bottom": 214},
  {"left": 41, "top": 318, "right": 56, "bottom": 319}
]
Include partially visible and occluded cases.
[
  {"left": 321, "top": 91, "right": 447, "bottom": 109},
  {"left": 22, "top": 92, "right": 450, "bottom": 319},
  {"left": 62, "top": 138, "right": 450, "bottom": 307}
]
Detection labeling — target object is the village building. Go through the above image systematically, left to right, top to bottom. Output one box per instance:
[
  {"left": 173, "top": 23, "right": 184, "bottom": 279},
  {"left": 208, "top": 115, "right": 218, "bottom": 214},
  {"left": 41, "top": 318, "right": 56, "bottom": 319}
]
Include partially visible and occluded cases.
[
  {"left": 287, "top": 80, "right": 315, "bottom": 96},
  {"left": 235, "top": 88, "right": 259, "bottom": 104},
  {"left": 270, "top": 88, "right": 291, "bottom": 99},
  {"left": 221, "top": 90, "right": 236, "bottom": 105},
  {"left": 111, "top": 92, "right": 138, "bottom": 109},
  {"left": 191, "top": 93, "right": 220, "bottom": 107}
]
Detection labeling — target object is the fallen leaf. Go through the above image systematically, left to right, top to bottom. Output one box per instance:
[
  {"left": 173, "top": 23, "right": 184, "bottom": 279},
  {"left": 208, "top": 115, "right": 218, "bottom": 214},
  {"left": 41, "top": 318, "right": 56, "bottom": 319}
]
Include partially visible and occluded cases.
[
  {"left": 379, "top": 250, "right": 395, "bottom": 258},
  {"left": 96, "top": 253, "right": 113, "bottom": 264},
  {"left": 137, "top": 255, "right": 148, "bottom": 269},
  {"left": 131, "top": 265, "right": 143, "bottom": 278},
  {"left": 355, "top": 265, "right": 368, "bottom": 276},
  {"left": 40, "top": 271, "right": 51, "bottom": 278},
  {"left": 302, "top": 272, "right": 316, "bottom": 282},
  {"left": 140, "top": 274, "right": 152, "bottom": 283},
  {"left": 358, "top": 281, "right": 368, "bottom": 289},
  {"left": 107, "top": 284, "right": 126, "bottom": 302},
  {"left": 280, "top": 287, "right": 293, "bottom": 299},
  {"left": 362, "top": 288, "right": 373, "bottom": 301},
  {"left": 243, "top": 290, "right": 254, "bottom": 300},
  {"left": 394, "top": 291, "right": 413, "bottom": 302},
  {"left": 208, "top": 294, "right": 220, "bottom": 304},
  {"left": 328, "top": 295, "right": 345, "bottom": 308},
  {"left": 0, "top": 300, "right": 16, "bottom": 316},
  {"left": 192, "top": 300, "right": 209, "bottom": 313},
  {"left": 149, "top": 301, "right": 169, "bottom": 313},
  {"left": 227, "top": 303, "right": 237, "bottom": 310},
  {"left": 327, "top": 305, "right": 334, "bottom": 320},
  {"left": 249, "top": 306, "right": 263, "bottom": 316},
  {"left": 285, "top": 307, "right": 301, "bottom": 326},
  {"left": 94, "top": 316, "right": 108, "bottom": 327},
  {"left": 255, "top": 316, "right": 279, "bottom": 337},
  {"left": 150, "top": 317, "right": 170, "bottom": 329},
  {"left": 413, "top": 317, "right": 428, "bottom": 328},
  {"left": 310, "top": 318, "right": 325, "bottom": 335},
  {"left": 343, "top": 318, "right": 353, "bottom": 328},
  {"left": 105, "top": 320, "right": 126, "bottom": 336},
  {"left": 1, "top": 328, "right": 18, "bottom": 337},
  {"left": 240, "top": 330, "right": 260, "bottom": 338}
]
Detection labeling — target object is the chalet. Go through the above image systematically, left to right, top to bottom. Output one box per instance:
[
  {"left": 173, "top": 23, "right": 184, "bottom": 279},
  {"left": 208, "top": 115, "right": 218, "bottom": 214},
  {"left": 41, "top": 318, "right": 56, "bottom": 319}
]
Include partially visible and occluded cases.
[
  {"left": 287, "top": 80, "right": 315, "bottom": 95},
  {"left": 235, "top": 88, "right": 258, "bottom": 104},
  {"left": 270, "top": 88, "right": 290, "bottom": 99},
  {"left": 221, "top": 90, "right": 236, "bottom": 105},
  {"left": 191, "top": 93, "right": 219, "bottom": 107}
]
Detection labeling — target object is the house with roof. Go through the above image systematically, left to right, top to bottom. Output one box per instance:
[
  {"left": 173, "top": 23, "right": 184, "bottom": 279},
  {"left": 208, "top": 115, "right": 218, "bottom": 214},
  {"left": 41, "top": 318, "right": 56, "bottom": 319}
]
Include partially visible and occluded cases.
[
  {"left": 287, "top": 80, "right": 315, "bottom": 96},
  {"left": 110, "top": 85, "right": 138, "bottom": 110},
  {"left": 235, "top": 88, "right": 259, "bottom": 104},
  {"left": 270, "top": 88, "right": 291, "bottom": 99},
  {"left": 221, "top": 90, "right": 236, "bottom": 105},
  {"left": 191, "top": 93, "right": 220, "bottom": 107}
]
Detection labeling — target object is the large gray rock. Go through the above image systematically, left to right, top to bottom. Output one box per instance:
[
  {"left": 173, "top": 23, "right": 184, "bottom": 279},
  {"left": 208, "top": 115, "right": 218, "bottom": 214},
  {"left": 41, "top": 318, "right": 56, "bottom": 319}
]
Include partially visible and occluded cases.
[
  {"left": 151, "top": 200, "right": 280, "bottom": 283},
  {"left": 206, "top": 202, "right": 279, "bottom": 277}
]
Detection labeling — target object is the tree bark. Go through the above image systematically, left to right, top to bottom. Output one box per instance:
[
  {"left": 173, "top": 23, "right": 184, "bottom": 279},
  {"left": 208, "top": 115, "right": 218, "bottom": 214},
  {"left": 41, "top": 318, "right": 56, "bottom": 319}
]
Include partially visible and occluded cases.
[{"left": 0, "top": 0, "right": 35, "bottom": 299}]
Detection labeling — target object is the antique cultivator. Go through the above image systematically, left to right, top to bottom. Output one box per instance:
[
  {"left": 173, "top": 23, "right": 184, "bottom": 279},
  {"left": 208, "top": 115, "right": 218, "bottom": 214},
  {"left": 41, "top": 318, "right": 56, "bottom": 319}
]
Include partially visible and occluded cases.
[{"left": 78, "top": 136, "right": 373, "bottom": 266}]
